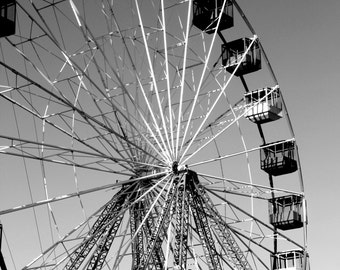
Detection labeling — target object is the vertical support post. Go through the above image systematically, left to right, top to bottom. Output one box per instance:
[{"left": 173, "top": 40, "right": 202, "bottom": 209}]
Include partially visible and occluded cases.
[
  {"left": 186, "top": 171, "right": 222, "bottom": 270},
  {"left": 268, "top": 175, "right": 278, "bottom": 270},
  {"left": 0, "top": 223, "right": 8, "bottom": 270}
]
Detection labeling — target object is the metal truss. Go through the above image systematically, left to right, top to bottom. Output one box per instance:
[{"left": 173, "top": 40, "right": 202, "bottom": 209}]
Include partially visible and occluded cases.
[{"left": 60, "top": 171, "right": 252, "bottom": 270}]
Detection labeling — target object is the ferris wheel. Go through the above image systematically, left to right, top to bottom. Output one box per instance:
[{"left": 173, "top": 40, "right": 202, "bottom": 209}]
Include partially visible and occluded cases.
[{"left": 0, "top": 0, "right": 310, "bottom": 269}]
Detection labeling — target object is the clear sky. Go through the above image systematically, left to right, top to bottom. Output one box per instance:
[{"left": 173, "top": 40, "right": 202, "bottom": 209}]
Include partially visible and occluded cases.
[
  {"left": 1, "top": 0, "right": 339, "bottom": 269},
  {"left": 244, "top": 0, "right": 340, "bottom": 268}
]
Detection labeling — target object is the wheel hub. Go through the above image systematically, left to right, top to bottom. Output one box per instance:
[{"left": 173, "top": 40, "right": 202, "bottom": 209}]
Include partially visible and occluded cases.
[{"left": 172, "top": 161, "right": 179, "bottom": 175}]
